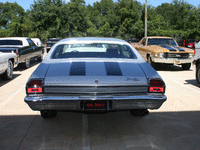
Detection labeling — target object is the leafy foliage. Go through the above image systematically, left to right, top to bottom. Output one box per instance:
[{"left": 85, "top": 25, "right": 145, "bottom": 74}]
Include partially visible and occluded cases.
[{"left": 0, "top": 0, "right": 200, "bottom": 41}]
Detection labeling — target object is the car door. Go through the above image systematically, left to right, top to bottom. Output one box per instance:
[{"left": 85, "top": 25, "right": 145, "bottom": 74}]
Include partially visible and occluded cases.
[
  {"left": 27, "top": 39, "right": 38, "bottom": 58},
  {"left": 17, "top": 40, "right": 32, "bottom": 63}
]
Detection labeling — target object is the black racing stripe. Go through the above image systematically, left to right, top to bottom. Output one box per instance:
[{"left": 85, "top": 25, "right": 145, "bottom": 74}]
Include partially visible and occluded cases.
[
  {"left": 160, "top": 45, "right": 177, "bottom": 51},
  {"left": 172, "top": 46, "right": 185, "bottom": 52},
  {"left": 70, "top": 62, "right": 86, "bottom": 76},
  {"left": 104, "top": 62, "right": 122, "bottom": 76}
]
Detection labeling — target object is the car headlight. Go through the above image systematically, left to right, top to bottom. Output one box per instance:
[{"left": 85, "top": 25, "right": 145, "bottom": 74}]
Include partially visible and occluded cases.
[
  {"left": 155, "top": 52, "right": 164, "bottom": 58},
  {"left": 159, "top": 52, "right": 164, "bottom": 58},
  {"left": 189, "top": 53, "right": 194, "bottom": 58}
]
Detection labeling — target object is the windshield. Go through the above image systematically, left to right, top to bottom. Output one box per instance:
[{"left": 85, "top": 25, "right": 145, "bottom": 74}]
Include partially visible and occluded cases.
[
  {"left": 147, "top": 38, "right": 177, "bottom": 46},
  {"left": 49, "top": 39, "right": 60, "bottom": 42},
  {"left": 0, "top": 40, "right": 23, "bottom": 45},
  {"left": 51, "top": 43, "right": 137, "bottom": 59}
]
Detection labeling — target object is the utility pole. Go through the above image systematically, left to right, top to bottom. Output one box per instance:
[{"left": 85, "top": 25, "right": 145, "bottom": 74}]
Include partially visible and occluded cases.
[{"left": 145, "top": 0, "right": 147, "bottom": 38}]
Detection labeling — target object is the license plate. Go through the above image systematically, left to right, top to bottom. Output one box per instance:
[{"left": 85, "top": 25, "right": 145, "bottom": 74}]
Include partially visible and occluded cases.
[{"left": 84, "top": 101, "right": 107, "bottom": 112}]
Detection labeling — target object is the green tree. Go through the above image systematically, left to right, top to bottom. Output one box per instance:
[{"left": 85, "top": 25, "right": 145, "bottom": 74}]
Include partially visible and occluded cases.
[
  {"left": 117, "top": 0, "right": 143, "bottom": 39},
  {"left": 0, "top": 2, "right": 25, "bottom": 37}
]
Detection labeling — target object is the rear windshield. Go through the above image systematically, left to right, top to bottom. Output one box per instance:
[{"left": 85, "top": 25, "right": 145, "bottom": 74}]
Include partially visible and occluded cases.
[
  {"left": 147, "top": 38, "right": 177, "bottom": 46},
  {"left": 49, "top": 39, "right": 60, "bottom": 42},
  {"left": 0, "top": 40, "right": 23, "bottom": 45},
  {"left": 51, "top": 43, "right": 137, "bottom": 59}
]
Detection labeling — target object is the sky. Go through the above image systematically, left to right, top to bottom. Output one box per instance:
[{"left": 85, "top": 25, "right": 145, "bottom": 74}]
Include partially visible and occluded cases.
[{"left": 1, "top": 0, "right": 199, "bottom": 11}]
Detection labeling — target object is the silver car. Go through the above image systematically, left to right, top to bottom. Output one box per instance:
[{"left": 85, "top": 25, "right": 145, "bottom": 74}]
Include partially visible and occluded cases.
[{"left": 24, "top": 37, "right": 167, "bottom": 118}]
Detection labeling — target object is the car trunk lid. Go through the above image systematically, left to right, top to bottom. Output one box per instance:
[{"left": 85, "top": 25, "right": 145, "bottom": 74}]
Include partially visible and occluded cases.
[{"left": 45, "top": 61, "right": 147, "bottom": 85}]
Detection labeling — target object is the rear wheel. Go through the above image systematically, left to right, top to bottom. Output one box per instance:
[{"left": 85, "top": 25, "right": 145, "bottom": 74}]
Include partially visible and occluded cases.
[
  {"left": 46, "top": 48, "right": 50, "bottom": 53},
  {"left": 37, "top": 54, "right": 43, "bottom": 62},
  {"left": 147, "top": 55, "right": 155, "bottom": 68},
  {"left": 24, "top": 58, "right": 30, "bottom": 69},
  {"left": 1, "top": 60, "right": 13, "bottom": 80},
  {"left": 182, "top": 63, "right": 191, "bottom": 70},
  {"left": 196, "top": 64, "right": 200, "bottom": 87},
  {"left": 130, "top": 109, "right": 149, "bottom": 117},
  {"left": 40, "top": 110, "right": 57, "bottom": 118}
]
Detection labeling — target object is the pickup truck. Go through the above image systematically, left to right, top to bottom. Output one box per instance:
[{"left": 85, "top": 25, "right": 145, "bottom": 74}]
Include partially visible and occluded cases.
[
  {"left": 133, "top": 36, "right": 195, "bottom": 70},
  {"left": 0, "top": 37, "right": 43, "bottom": 69},
  {"left": 46, "top": 38, "right": 60, "bottom": 53},
  {"left": 193, "top": 42, "right": 200, "bottom": 87},
  {"left": 0, "top": 52, "right": 18, "bottom": 80}
]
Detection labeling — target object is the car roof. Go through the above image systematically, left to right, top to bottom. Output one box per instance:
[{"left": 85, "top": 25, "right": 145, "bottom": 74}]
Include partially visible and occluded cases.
[
  {"left": 146, "top": 36, "right": 173, "bottom": 39},
  {"left": 0, "top": 37, "right": 29, "bottom": 40},
  {"left": 58, "top": 37, "right": 127, "bottom": 44},
  {"left": 31, "top": 38, "right": 41, "bottom": 40},
  {"left": 49, "top": 38, "right": 60, "bottom": 40}
]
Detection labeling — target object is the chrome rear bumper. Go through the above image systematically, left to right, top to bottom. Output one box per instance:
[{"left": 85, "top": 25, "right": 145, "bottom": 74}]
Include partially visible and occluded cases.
[{"left": 25, "top": 94, "right": 167, "bottom": 111}]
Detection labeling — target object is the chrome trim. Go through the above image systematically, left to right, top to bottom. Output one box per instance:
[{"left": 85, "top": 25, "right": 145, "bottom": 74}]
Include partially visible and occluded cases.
[
  {"left": 153, "top": 57, "right": 193, "bottom": 64},
  {"left": 44, "top": 85, "right": 148, "bottom": 94},
  {"left": 24, "top": 94, "right": 167, "bottom": 111}
]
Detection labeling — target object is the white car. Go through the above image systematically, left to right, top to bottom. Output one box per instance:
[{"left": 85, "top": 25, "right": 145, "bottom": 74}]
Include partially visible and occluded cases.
[
  {"left": 0, "top": 37, "right": 43, "bottom": 68},
  {"left": 31, "top": 38, "right": 42, "bottom": 47},
  {"left": 194, "top": 43, "right": 200, "bottom": 86},
  {"left": 0, "top": 52, "right": 18, "bottom": 80}
]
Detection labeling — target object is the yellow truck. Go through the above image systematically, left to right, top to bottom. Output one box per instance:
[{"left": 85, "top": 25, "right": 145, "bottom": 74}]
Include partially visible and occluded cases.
[{"left": 133, "top": 36, "right": 195, "bottom": 70}]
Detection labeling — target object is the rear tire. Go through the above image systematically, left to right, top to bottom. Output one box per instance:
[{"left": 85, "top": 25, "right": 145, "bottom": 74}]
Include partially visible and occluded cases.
[
  {"left": 46, "top": 48, "right": 50, "bottom": 53},
  {"left": 37, "top": 54, "right": 43, "bottom": 62},
  {"left": 147, "top": 55, "right": 155, "bottom": 68},
  {"left": 24, "top": 58, "right": 30, "bottom": 69},
  {"left": 1, "top": 60, "right": 13, "bottom": 80},
  {"left": 182, "top": 63, "right": 191, "bottom": 70},
  {"left": 196, "top": 64, "right": 200, "bottom": 87},
  {"left": 130, "top": 109, "right": 149, "bottom": 117},
  {"left": 40, "top": 110, "right": 57, "bottom": 118}
]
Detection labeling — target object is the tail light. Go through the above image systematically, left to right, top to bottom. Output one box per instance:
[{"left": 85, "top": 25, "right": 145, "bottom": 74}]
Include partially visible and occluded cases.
[
  {"left": 15, "top": 50, "right": 19, "bottom": 61},
  {"left": 16, "top": 51, "right": 19, "bottom": 58},
  {"left": 26, "top": 79, "right": 43, "bottom": 94},
  {"left": 149, "top": 79, "right": 165, "bottom": 93}
]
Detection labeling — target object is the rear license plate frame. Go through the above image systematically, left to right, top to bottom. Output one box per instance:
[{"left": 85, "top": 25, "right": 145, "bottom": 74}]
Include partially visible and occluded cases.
[{"left": 84, "top": 100, "right": 107, "bottom": 112}]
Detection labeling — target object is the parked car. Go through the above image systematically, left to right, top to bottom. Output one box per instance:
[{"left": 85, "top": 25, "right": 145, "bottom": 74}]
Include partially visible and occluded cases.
[
  {"left": 133, "top": 36, "right": 195, "bottom": 70},
  {"left": 0, "top": 37, "right": 44, "bottom": 68},
  {"left": 24, "top": 37, "right": 167, "bottom": 118},
  {"left": 31, "top": 38, "right": 45, "bottom": 53},
  {"left": 31, "top": 38, "right": 42, "bottom": 47},
  {"left": 46, "top": 38, "right": 60, "bottom": 53},
  {"left": 128, "top": 38, "right": 140, "bottom": 45},
  {"left": 180, "top": 39, "right": 197, "bottom": 49},
  {"left": 193, "top": 42, "right": 200, "bottom": 87},
  {"left": 0, "top": 52, "right": 18, "bottom": 80}
]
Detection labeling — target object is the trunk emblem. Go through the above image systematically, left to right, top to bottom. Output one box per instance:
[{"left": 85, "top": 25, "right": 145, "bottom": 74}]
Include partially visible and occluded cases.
[
  {"left": 126, "top": 77, "right": 140, "bottom": 81},
  {"left": 95, "top": 79, "right": 99, "bottom": 83}
]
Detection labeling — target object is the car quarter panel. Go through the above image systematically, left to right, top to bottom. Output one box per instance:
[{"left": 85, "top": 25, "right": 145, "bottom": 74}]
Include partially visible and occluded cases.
[{"left": 29, "top": 63, "right": 50, "bottom": 79}]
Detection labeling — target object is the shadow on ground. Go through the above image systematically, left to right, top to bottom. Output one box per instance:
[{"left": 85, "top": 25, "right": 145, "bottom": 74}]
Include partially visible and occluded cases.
[
  {"left": 14, "top": 59, "right": 41, "bottom": 72},
  {"left": 0, "top": 60, "right": 41, "bottom": 86},
  {"left": 153, "top": 63, "right": 193, "bottom": 72},
  {"left": 0, "top": 73, "right": 21, "bottom": 87},
  {"left": 185, "top": 79, "right": 199, "bottom": 88},
  {"left": 1, "top": 111, "right": 200, "bottom": 150}
]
